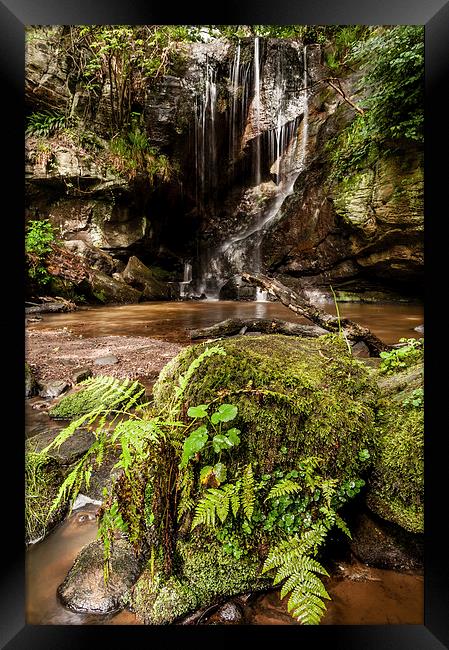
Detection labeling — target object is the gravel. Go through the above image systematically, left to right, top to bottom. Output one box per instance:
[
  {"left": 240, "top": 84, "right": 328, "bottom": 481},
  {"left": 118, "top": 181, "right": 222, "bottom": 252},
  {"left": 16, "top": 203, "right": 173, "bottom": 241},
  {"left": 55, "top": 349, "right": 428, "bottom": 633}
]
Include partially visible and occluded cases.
[{"left": 25, "top": 328, "right": 184, "bottom": 385}]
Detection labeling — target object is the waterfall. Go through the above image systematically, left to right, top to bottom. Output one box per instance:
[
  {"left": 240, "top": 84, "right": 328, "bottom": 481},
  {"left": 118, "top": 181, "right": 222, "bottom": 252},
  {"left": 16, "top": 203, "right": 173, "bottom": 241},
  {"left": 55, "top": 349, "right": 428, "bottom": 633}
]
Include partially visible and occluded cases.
[
  {"left": 253, "top": 37, "right": 261, "bottom": 187},
  {"left": 199, "top": 42, "right": 311, "bottom": 301},
  {"left": 194, "top": 57, "right": 218, "bottom": 213},
  {"left": 179, "top": 261, "right": 192, "bottom": 298}
]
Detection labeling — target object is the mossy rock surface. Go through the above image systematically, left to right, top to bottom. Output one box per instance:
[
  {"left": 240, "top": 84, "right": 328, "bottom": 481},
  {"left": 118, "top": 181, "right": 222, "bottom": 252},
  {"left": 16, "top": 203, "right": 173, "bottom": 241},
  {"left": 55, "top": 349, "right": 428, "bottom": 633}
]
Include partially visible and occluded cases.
[
  {"left": 154, "top": 334, "right": 379, "bottom": 482},
  {"left": 135, "top": 335, "right": 380, "bottom": 623},
  {"left": 367, "top": 360, "right": 424, "bottom": 533},
  {"left": 49, "top": 375, "right": 145, "bottom": 419},
  {"left": 25, "top": 451, "right": 68, "bottom": 544},
  {"left": 132, "top": 540, "right": 268, "bottom": 624}
]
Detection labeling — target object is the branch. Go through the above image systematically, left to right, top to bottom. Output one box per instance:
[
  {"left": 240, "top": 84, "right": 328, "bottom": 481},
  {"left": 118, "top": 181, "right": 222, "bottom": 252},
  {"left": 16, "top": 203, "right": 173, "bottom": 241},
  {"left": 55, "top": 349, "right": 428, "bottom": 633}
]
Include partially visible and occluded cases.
[{"left": 241, "top": 272, "right": 391, "bottom": 355}]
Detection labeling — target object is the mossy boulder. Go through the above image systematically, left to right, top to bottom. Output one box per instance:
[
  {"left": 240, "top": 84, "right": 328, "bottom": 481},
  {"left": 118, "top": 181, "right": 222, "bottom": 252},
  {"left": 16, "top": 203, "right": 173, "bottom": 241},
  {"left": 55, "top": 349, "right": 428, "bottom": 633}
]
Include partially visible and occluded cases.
[
  {"left": 131, "top": 334, "right": 380, "bottom": 623},
  {"left": 154, "top": 334, "right": 379, "bottom": 482},
  {"left": 367, "top": 358, "right": 424, "bottom": 534},
  {"left": 49, "top": 376, "right": 146, "bottom": 419},
  {"left": 25, "top": 451, "right": 68, "bottom": 544}
]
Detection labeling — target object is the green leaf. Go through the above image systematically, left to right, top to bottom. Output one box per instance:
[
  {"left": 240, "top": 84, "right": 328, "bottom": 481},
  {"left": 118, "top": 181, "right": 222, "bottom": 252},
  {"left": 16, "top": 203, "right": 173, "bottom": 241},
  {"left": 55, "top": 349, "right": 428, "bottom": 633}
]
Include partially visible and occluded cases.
[
  {"left": 211, "top": 403, "right": 238, "bottom": 424},
  {"left": 187, "top": 404, "right": 209, "bottom": 418},
  {"left": 180, "top": 425, "right": 208, "bottom": 468},
  {"left": 226, "top": 428, "right": 241, "bottom": 445},
  {"left": 212, "top": 434, "right": 234, "bottom": 453},
  {"left": 213, "top": 462, "right": 227, "bottom": 483}
]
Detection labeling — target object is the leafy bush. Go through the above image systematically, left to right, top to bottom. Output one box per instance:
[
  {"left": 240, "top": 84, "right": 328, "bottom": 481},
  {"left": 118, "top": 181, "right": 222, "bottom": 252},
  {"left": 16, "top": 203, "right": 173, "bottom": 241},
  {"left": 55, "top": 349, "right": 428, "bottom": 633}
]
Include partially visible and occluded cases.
[
  {"left": 25, "top": 219, "right": 55, "bottom": 286},
  {"left": 379, "top": 338, "right": 423, "bottom": 374}
]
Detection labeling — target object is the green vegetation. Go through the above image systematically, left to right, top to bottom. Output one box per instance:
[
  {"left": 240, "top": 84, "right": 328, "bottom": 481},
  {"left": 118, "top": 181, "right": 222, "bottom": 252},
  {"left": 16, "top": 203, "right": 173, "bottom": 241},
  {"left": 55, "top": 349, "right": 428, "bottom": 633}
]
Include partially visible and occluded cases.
[
  {"left": 328, "top": 26, "right": 424, "bottom": 181},
  {"left": 26, "top": 110, "right": 70, "bottom": 137},
  {"left": 25, "top": 219, "right": 56, "bottom": 287},
  {"left": 379, "top": 338, "right": 424, "bottom": 375},
  {"left": 48, "top": 375, "right": 146, "bottom": 419}
]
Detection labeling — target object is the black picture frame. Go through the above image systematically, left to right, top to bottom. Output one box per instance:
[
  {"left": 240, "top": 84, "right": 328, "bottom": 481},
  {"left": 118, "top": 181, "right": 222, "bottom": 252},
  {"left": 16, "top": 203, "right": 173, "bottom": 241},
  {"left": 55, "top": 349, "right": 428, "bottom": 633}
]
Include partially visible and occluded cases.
[{"left": 1, "top": 0, "right": 446, "bottom": 647}]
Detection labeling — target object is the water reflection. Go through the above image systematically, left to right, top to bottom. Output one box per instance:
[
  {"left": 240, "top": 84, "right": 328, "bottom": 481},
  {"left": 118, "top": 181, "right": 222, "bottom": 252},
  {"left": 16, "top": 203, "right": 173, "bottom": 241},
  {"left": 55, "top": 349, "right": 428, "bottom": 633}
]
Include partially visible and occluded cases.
[{"left": 28, "top": 300, "right": 424, "bottom": 345}]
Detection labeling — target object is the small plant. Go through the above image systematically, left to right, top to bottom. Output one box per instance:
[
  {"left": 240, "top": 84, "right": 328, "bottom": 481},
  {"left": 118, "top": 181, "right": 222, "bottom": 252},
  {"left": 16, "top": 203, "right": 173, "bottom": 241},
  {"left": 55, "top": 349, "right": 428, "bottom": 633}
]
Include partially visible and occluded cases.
[
  {"left": 26, "top": 111, "right": 69, "bottom": 137},
  {"left": 25, "top": 219, "right": 55, "bottom": 286},
  {"left": 379, "top": 338, "right": 423, "bottom": 374}
]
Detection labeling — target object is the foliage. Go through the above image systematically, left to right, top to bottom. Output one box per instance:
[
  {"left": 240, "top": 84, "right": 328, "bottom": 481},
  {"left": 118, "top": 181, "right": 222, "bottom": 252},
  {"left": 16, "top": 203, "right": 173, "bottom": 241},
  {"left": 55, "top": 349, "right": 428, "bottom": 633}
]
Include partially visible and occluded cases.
[
  {"left": 67, "top": 26, "right": 200, "bottom": 133},
  {"left": 328, "top": 26, "right": 423, "bottom": 181},
  {"left": 351, "top": 26, "right": 424, "bottom": 143},
  {"left": 26, "top": 110, "right": 69, "bottom": 137},
  {"left": 108, "top": 114, "right": 175, "bottom": 184},
  {"left": 25, "top": 219, "right": 56, "bottom": 287},
  {"left": 379, "top": 338, "right": 423, "bottom": 374},
  {"left": 48, "top": 375, "right": 146, "bottom": 419},
  {"left": 180, "top": 402, "right": 240, "bottom": 468},
  {"left": 25, "top": 451, "right": 66, "bottom": 543},
  {"left": 97, "top": 490, "right": 129, "bottom": 582}
]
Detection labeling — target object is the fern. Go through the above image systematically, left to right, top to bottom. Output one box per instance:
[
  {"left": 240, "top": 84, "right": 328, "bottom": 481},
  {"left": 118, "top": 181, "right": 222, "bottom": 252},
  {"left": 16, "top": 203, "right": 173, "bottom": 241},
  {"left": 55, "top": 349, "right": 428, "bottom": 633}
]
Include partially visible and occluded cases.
[
  {"left": 172, "top": 346, "right": 226, "bottom": 414},
  {"left": 48, "top": 375, "right": 145, "bottom": 419},
  {"left": 190, "top": 464, "right": 254, "bottom": 530},
  {"left": 266, "top": 477, "right": 302, "bottom": 501},
  {"left": 262, "top": 522, "right": 331, "bottom": 625}
]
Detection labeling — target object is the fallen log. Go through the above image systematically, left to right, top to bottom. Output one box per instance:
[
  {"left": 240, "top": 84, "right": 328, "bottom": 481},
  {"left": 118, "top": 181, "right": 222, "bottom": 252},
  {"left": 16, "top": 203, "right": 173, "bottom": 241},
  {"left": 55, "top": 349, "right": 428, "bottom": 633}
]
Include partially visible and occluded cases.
[
  {"left": 241, "top": 272, "right": 391, "bottom": 356},
  {"left": 189, "top": 318, "right": 327, "bottom": 340}
]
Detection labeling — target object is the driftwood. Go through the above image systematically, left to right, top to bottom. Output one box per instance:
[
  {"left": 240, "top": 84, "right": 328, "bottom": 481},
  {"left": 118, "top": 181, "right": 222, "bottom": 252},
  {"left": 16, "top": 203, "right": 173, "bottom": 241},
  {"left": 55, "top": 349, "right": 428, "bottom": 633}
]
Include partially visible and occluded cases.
[
  {"left": 241, "top": 272, "right": 391, "bottom": 356},
  {"left": 189, "top": 318, "right": 327, "bottom": 340}
]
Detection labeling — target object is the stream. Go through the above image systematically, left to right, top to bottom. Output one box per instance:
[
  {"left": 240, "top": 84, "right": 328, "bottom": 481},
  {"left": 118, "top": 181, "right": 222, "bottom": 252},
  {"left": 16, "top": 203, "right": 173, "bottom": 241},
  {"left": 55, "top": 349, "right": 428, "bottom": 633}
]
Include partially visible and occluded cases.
[{"left": 26, "top": 299, "right": 424, "bottom": 626}]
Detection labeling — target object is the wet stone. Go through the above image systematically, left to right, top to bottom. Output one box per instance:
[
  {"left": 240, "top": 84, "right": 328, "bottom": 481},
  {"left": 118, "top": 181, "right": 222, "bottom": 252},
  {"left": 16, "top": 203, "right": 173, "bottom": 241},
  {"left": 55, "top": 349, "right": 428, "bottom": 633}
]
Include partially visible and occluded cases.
[
  {"left": 71, "top": 366, "right": 93, "bottom": 383},
  {"left": 39, "top": 379, "right": 70, "bottom": 398},
  {"left": 57, "top": 539, "right": 141, "bottom": 615},
  {"left": 206, "top": 601, "right": 244, "bottom": 625}
]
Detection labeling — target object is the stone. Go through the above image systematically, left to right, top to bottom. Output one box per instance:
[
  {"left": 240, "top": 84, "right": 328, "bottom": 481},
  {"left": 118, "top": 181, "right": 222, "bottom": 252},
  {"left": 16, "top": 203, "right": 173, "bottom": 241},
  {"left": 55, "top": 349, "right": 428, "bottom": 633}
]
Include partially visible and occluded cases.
[
  {"left": 63, "top": 240, "right": 115, "bottom": 275},
  {"left": 121, "top": 256, "right": 174, "bottom": 300},
  {"left": 82, "top": 269, "right": 142, "bottom": 304},
  {"left": 414, "top": 324, "right": 424, "bottom": 334},
  {"left": 350, "top": 341, "right": 370, "bottom": 358},
  {"left": 94, "top": 355, "right": 119, "bottom": 366},
  {"left": 25, "top": 362, "right": 39, "bottom": 398},
  {"left": 71, "top": 366, "right": 93, "bottom": 384},
  {"left": 38, "top": 379, "right": 70, "bottom": 399},
  {"left": 26, "top": 427, "right": 95, "bottom": 465},
  {"left": 350, "top": 511, "right": 423, "bottom": 573},
  {"left": 57, "top": 539, "right": 141, "bottom": 614},
  {"left": 206, "top": 601, "right": 244, "bottom": 625}
]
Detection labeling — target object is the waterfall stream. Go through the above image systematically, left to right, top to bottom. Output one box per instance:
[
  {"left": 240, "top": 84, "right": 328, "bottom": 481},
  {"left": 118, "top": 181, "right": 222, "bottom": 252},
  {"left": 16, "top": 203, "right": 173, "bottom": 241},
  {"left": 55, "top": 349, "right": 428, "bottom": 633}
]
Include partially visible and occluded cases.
[{"left": 199, "top": 42, "right": 310, "bottom": 300}]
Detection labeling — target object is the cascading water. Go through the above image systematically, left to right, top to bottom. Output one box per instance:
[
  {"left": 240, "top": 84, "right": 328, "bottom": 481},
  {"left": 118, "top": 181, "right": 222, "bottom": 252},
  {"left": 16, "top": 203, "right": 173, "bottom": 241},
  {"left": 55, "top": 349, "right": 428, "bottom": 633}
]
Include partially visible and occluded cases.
[
  {"left": 199, "top": 41, "right": 311, "bottom": 301},
  {"left": 194, "top": 57, "right": 218, "bottom": 213},
  {"left": 179, "top": 261, "right": 192, "bottom": 298}
]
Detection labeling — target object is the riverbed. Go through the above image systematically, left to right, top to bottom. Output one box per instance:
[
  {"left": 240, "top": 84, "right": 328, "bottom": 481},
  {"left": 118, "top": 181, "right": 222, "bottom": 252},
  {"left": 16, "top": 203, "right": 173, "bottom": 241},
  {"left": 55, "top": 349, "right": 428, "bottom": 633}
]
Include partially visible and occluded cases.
[{"left": 25, "top": 298, "right": 424, "bottom": 626}]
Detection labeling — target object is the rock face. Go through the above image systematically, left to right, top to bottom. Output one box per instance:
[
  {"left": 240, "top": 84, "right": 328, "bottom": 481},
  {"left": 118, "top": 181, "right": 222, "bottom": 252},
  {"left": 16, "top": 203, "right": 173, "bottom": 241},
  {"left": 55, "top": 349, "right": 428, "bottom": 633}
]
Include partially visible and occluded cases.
[
  {"left": 25, "top": 28, "right": 423, "bottom": 301},
  {"left": 58, "top": 539, "right": 140, "bottom": 614}
]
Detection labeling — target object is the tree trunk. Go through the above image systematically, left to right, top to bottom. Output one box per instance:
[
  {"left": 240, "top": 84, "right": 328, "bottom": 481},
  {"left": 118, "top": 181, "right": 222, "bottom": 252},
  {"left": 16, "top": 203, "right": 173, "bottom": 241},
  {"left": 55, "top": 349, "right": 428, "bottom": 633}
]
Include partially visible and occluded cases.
[
  {"left": 241, "top": 272, "right": 391, "bottom": 356},
  {"left": 189, "top": 318, "right": 327, "bottom": 340}
]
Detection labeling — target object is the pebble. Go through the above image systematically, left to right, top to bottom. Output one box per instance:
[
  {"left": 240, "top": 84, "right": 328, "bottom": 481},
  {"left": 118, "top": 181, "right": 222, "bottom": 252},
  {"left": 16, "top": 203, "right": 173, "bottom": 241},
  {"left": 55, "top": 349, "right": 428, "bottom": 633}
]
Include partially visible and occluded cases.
[{"left": 94, "top": 355, "right": 119, "bottom": 366}]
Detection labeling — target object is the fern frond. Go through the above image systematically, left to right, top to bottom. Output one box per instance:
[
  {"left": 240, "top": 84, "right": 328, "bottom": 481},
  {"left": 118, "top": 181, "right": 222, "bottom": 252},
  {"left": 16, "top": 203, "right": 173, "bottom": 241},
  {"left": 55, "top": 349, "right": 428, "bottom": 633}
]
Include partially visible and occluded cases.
[
  {"left": 242, "top": 463, "right": 255, "bottom": 520},
  {"left": 266, "top": 478, "right": 301, "bottom": 501},
  {"left": 227, "top": 482, "right": 241, "bottom": 517},
  {"left": 334, "top": 513, "right": 352, "bottom": 539}
]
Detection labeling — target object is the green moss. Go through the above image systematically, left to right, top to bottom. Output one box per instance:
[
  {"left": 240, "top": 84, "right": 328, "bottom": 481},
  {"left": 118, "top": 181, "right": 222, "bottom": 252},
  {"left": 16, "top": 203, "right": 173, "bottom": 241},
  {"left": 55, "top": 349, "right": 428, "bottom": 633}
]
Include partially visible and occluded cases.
[
  {"left": 154, "top": 335, "right": 378, "bottom": 482},
  {"left": 367, "top": 361, "right": 424, "bottom": 533},
  {"left": 49, "top": 376, "right": 145, "bottom": 419},
  {"left": 25, "top": 451, "right": 68, "bottom": 543},
  {"left": 131, "top": 539, "right": 268, "bottom": 624}
]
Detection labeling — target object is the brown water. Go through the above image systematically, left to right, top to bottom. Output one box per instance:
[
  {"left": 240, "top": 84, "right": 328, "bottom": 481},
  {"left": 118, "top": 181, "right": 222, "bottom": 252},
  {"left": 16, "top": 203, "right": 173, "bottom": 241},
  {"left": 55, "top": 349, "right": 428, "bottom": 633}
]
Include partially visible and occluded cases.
[
  {"left": 26, "top": 298, "right": 424, "bottom": 626},
  {"left": 28, "top": 300, "right": 424, "bottom": 345},
  {"left": 26, "top": 509, "right": 423, "bottom": 626}
]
